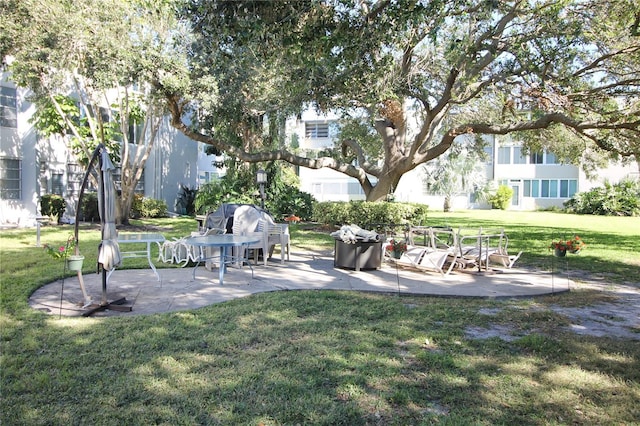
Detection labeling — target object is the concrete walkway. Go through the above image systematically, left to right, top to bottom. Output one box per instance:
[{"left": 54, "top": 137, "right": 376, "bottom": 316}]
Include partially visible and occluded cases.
[{"left": 30, "top": 251, "right": 572, "bottom": 317}]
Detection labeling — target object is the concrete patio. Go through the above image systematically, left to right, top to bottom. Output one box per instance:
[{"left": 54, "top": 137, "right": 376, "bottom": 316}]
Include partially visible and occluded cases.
[{"left": 30, "top": 251, "right": 573, "bottom": 317}]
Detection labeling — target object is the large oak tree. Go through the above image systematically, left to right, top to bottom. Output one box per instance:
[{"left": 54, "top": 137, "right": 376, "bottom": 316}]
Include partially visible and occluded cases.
[{"left": 164, "top": 0, "right": 639, "bottom": 201}]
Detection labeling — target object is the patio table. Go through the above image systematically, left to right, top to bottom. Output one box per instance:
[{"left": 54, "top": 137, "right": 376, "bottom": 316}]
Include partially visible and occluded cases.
[
  {"left": 115, "top": 233, "right": 166, "bottom": 281},
  {"left": 186, "top": 234, "right": 261, "bottom": 285}
]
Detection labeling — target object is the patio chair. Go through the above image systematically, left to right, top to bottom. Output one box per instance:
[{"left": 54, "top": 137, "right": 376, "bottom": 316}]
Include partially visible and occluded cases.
[
  {"left": 233, "top": 218, "right": 269, "bottom": 266},
  {"left": 262, "top": 222, "right": 290, "bottom": 264},
  {"left": 385, "top": 227, "right": 458, "bottom": 275},
  {"left": 158, "top": 228, "right": 225, "bottom": 268},
  {"left": 455, "top": 228, "right": 521, "bottom": 271},
  {"left": 158, "top": 238, "right": 192, "bottom": 265}
]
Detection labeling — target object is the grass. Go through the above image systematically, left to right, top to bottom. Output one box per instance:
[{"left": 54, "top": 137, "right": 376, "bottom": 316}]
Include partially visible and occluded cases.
[{"left": 1, "top": 211, "right": 639, "bottom": 425}]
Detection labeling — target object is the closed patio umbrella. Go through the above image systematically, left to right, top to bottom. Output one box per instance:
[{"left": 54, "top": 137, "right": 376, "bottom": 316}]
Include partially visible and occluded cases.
[
  {"left": 74, "top": 144, "right": 131, "bottom": 315},
  {"left": 97, "top": 149, "right": 121, "bottom": 272}
]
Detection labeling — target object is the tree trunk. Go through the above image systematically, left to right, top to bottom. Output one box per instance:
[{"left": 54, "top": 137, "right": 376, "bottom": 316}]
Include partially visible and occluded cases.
[
  {"left": 365, "top": 173, "right": 399, "bottom": 202},
  {"left": 443, "top": 196, "right": 451, "bottom": 212}
]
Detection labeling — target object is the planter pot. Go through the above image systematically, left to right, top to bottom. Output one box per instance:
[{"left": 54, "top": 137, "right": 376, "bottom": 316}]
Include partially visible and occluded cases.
[
  {"left": 334, "top": 239, "right": 382, "bottom": 271},
  {"left": 554, "top": 248, "right": 567, "bottom": 257},
  {"left": 390, "top": 250, "right": 403, "bottom": 259},
  {"left": 66, "top": 255, "right": 85, "bottom": 271}
]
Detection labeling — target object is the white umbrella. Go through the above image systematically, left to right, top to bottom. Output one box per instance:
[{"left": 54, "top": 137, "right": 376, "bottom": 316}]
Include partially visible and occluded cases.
[{"left": 97, "top": 149, "right": 121, "bottom": 272}]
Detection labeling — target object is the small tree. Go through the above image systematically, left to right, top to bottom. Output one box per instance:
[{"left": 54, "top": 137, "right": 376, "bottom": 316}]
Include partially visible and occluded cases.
[
  {"left": 3, "top": 0, "right": 184, "bottom": 224},
  {"left": 422, "top": 143, "right": 487, "bottom": 212},
  {"left": 489, "top": 186, "right": 514, "bottom": 210}
]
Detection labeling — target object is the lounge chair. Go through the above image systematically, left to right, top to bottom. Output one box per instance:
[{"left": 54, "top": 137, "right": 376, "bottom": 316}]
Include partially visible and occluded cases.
[
  {"left": 385, "top": 227, "right": 458, "bottom": 275},
  {"left": 455, "top": 227, "right": 521, "bottom": 271}
]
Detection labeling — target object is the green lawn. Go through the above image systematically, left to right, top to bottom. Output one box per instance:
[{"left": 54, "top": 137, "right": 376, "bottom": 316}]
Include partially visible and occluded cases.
[{"left": 1, "top": 212, "right": 639, "bottom": 425}]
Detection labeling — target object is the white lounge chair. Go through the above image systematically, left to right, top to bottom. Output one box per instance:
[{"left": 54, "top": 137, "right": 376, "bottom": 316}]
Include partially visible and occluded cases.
[{"left": 386, "top": 227, "right": 458, "bottom": 275}]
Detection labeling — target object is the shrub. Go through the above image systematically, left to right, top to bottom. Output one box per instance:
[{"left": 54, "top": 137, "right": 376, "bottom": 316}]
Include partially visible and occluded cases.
[
  {"left": 564, "top": 179, "right": 640, "bottom": 216},
  {"left": 194, "top": 180, "right": 254, "bottom": 214},
  {"left": 175, "top": 184, "right": 197, "bottom": 216},
  {"left": 488, "top": 185, "right": 513, "bottom": 210},
  {"left": 268, "top": 186, "right": 315, "bottom": 221},
  {"left": 80, "top": 192, "right": 100, "bottom": 222},
  {"left": 130, "top": 193, "right": 145, "bottom": 218},
  {"left": 40, "top": 194, "right": 66, "bottom": 223},
  {"left": 138, "top": 197, "right": 168, "bottom": 218},
  {"left": 312, "top": 201, "right": 428, "bottom": 228},
  {"left": 313, "top": 201, "right": 352, "bottom": 226}
]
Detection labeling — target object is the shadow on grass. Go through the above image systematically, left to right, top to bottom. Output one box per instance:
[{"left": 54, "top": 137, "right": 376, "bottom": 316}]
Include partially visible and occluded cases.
[{"left": 2, "top": 291, "right": 639, "bottom": 424}]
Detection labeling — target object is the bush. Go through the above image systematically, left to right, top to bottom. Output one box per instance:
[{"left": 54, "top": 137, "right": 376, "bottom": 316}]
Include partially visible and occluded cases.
[
  {"left": 564, "top": 179, "right": 640, "bottom": 216},
  {"left": 194, "top": 180, "right": 255, "bottom": 214},
  {"left": 175, "top": 184, "right": 197, "bottom": 216},
  {"left": 488, "top": 185, "right": 513, "bottom": 210},
  {"left": 267, "top": 186, "right": 315, "bottom": 221},
  {"left": 80, "top": 192, "right": 100, "bottom": 222},
  {"left": 130, "top": 193, "right": 145, "bottom": 218},
  {"left": 40, "top": 194, "right": 66, "bottom": 223},
  {"left": 130, "top": 194, "right": 167, "bottom": 218},
  {"left": 138, "top": 197, "right": 168, "bottom": 218},
  {"left": 312, "top": 201, "right": 428, "bottom": 228}
]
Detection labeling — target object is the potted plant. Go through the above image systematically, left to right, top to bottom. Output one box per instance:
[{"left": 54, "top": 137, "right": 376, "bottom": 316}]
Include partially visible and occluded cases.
[
  {"left": 549, "top": 235, "right": 586, "bottom": 257},
  {"left": 566, "top": 235, "right": 586, "bottom": 253},
  {"left": 43, "top": 236, "right": 84, "bottom": 271},
  {"left": 387, "top": 238, "right": 407, "bottom": 259}
]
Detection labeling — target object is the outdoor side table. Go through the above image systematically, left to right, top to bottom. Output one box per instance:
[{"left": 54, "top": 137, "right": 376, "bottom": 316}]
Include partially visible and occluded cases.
[{"left": 115, "top": 233, "right": 166, "bottom": 281}]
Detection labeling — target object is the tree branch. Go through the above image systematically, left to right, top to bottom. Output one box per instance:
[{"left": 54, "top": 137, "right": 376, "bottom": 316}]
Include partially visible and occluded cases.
[{"left": 165, "top": 95, "right": 376, "bottom": 186}]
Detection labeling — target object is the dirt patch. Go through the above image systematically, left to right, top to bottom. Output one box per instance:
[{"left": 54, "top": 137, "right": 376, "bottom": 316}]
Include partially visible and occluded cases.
[{"left": 466, "top": 276, "right": 640, "bottom": 342}]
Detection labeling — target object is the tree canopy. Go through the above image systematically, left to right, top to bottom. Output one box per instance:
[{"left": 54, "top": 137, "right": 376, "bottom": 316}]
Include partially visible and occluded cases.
[
  {"left": 4, "top": 0, "right": 639, "bottom": 203},
  {"left": 163, "top": 0, "right": 639, "bottom": 200}
]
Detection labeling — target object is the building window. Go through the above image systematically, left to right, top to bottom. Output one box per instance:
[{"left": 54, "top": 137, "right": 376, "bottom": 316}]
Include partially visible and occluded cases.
[
  {"left": 0, "top": 86, "right": 17, "bottom": 128},
  {"left": 305, "top": 122, "right": 329, "bottom": 138},
  {"left": 512, "top": 146, "right": 527, "bottom": 164},
  {"left": 497, "top": 147, "right": 511, "bottom": 164},
  {"left": 530, "top": 152, "right": 544, "bottom": 164},
  {"left": 545, "top": 152, "right": 558, "bottom": 164},
  {"left": 0, "top": 158, "right": 21, "bottom": 199},
  {"left": 67, "top": 163, "right": 84, "bottom": 198},
  {"left": 112, "top": 167, "right": 145, "bottom": 193},
  {"left": 51, "top": 173, "right": 64, "bottom": 195},
  {"left": 524, "top": 179, "right": 576, "bottom": 198},
  {"left": 548, "top": 179, "right": 558, "bottom": 197},
  {"left": 559, "top": 179, "right": 578, "bottom": 197},
  {"left": 531, "top": 180, "right": 540, "bottom": 197},
  {"left": 569, "top": 180, "right": 577, "bottom": 196},
  {"left": 347, "top": 181, "right": 364, "bottom": 195}
]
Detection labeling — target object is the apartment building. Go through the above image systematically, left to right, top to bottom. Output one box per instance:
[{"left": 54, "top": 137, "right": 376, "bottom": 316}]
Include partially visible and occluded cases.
[
  {"left": 0, "top": 75, "right": 206, "bottom": 226},
  {"left": 287, "top": 110, "right": 367, "bottom": 202},
  {"left": 288, "top": 112, "right": 637, "bottom": 210}
]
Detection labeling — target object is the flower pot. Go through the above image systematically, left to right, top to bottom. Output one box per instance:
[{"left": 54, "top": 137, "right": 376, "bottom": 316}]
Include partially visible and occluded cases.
[
  {"left": 554, "top": 248, "right": 566, "bottom": 257},
  {"left": 391, "top": 250, "right": 403, "bottom": 259},
  {"left": 66, "top": 255, "right": 85, "bottom": 271}
]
